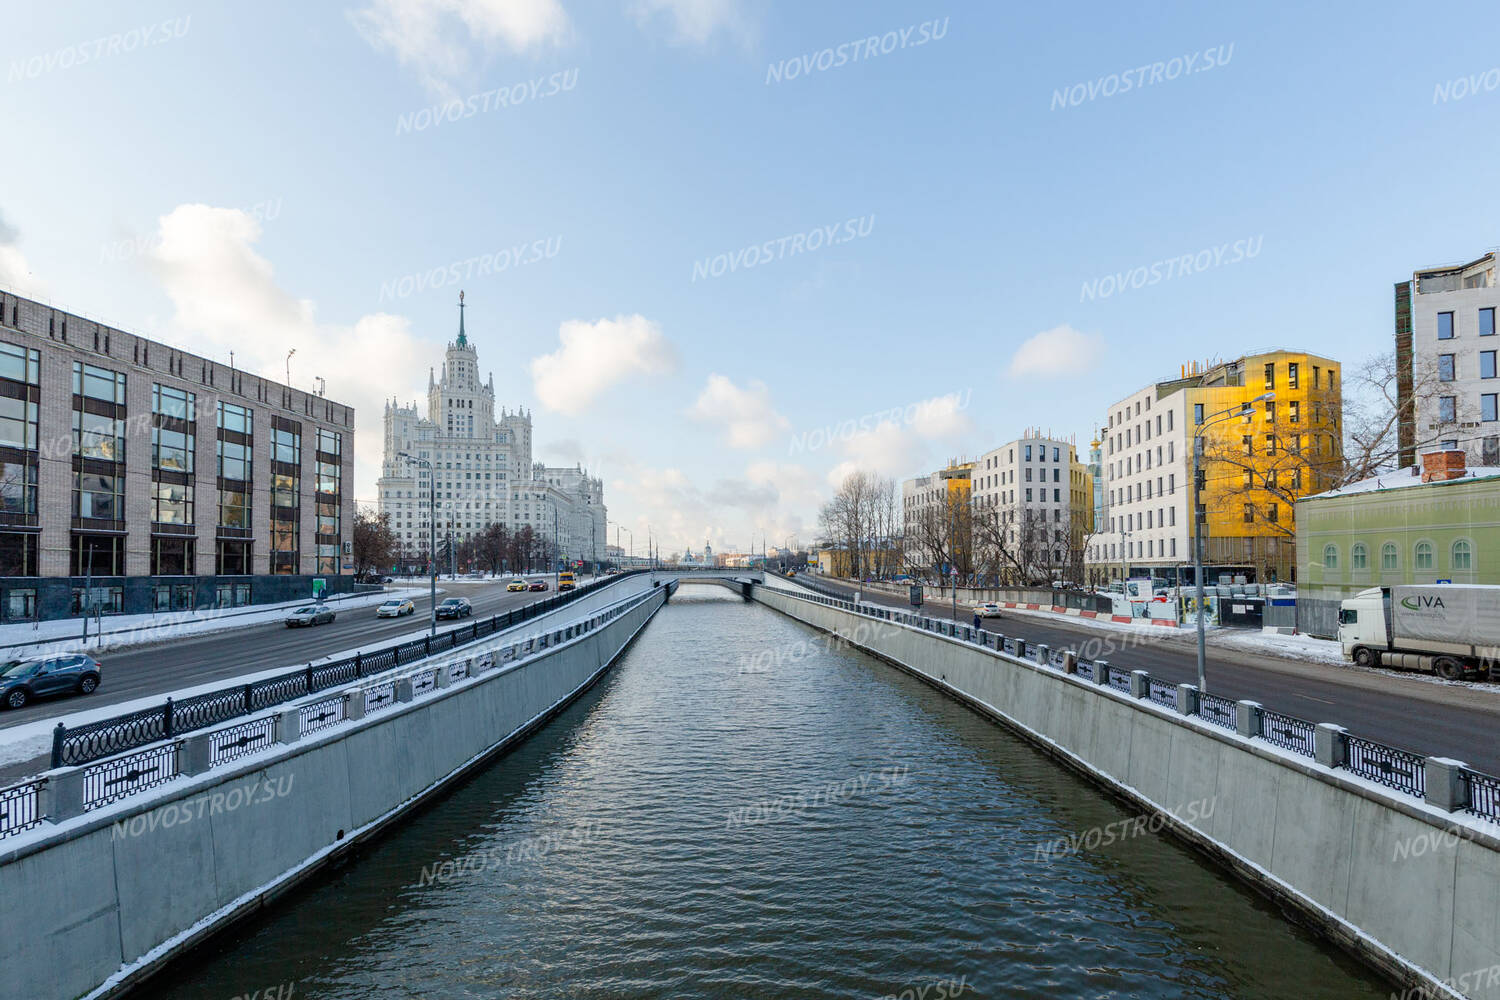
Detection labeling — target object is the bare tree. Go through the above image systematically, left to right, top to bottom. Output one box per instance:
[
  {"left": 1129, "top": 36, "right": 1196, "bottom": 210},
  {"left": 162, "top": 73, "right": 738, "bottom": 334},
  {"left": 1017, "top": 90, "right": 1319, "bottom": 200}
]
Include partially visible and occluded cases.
[
  {"left": 1342, "top": 352, "right": 1452, "bottom": 481},
  {"left": 352, "top": 507, "right": 398, "bottom": 579}
]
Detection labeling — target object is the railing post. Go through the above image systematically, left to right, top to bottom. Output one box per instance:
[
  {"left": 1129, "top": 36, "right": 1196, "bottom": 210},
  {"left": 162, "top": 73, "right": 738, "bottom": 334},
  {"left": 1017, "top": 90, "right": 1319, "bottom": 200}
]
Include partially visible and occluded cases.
[
  {"left": 425, "top": 636, "right": 431, "bottom": 656},
  {"left": 1014, "top": 638, "right": 1028, "bottom": 661},
  {"left": 1035, "top": 643, "right": 1050, "bottom": 667},
  {"left": 1062, "top": 650, "right": 1077, "bottom": 675},
  {"left": 355, "top": 651, "right": 363, "bottom": 678},
  {"left": 1094, "top": 659, "right": 1112, "bottom": 687},
  {"left": 305, "top": 663, "right": 314, "bottom": 693},
  {"left": 436, "top": 663, "right": 452, "bottom": 688},
  {"left": 1130, "top": 669, "right": 1149, "bottom": 699},
  {"left": 396, "top": 677, "right": 415, "bottom": 703},
  {"left": 1176, "top": 683, "right": 1199, "bottom": 717},
  {"left": 243, "top": 684, "right": 253, "bottom": 712},
  {"left": 344, "top": 689, "right": 367, "bottom": 721},
  {"left": 164, "top": 697, "right": 175, "bottom": 738},
  {"left": 1236, "top": 700, "right": 1263, "bottom": 739},
  {"left": 277, "top": 708, "right": 302, "bottom": 745},
  {"left": 50, "top": 723, "right": 64, "bottom": 770},
  {"left": 1314, "top": 723, "right": 1348, "bottom": 769},
  {"left": 180, "top": 732, "right": 214, "bottom": 775},
  {"left": 1425, "top": 757, "right": 1468, "bottom": 812},
  {"left": 40, "top": 769, "right": 87, "bottom": 823}
]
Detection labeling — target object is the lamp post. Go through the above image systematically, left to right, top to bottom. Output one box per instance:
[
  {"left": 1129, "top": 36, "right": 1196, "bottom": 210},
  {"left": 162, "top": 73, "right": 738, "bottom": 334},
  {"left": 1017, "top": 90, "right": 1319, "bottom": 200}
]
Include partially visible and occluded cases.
[
  {"left": 1191, "top": 392, "right": 1273, "bottom": 693},
  {"left": 398, "top": 451, "right": 437, "bottom": 637}
]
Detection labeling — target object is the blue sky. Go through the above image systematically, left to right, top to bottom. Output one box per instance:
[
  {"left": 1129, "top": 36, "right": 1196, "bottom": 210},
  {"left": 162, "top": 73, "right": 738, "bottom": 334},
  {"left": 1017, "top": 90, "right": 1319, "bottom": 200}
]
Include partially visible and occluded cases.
[{"left": 2, "top": 0, "right": 1498, "bottom": 555}]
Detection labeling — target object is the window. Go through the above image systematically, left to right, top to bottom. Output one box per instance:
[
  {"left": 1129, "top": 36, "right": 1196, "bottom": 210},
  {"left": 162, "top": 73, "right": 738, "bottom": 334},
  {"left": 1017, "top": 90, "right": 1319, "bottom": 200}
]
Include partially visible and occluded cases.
[
  {"left": 1483, "top": 308, "right": 1496, "bottom": 338},
  {"left": 1438, "top": 312, "right": 1455, "bottom": 339},
  {"left": 0, "top": 343, "right": 39, "bottom": 385},
  {"left": 1484, "top": 352, "right": 1497, "bottom": 380},
  {"left": 1440, "top": 354, "right": 1456, "bottom": 381},
  {"left": 72, "top": 362, "right": 125, "bottom": 403},
  {"left": 1288, "top": 362, "right": 1299, "bottom": 389},
  {"left": 1264, "top": 363, "right": 1275, "bottom": 390},
  {"left": 152, "top": 384, "right": 195, "bottom": 421},
  {"left": 1486, "top": 395, "right": 1499, "bottom": 422},
  {"left": 1440, "top": 396, "right": 1457, "bottom": 422},
  {"left": 0, "top": 397, "right": 38, "bottom": 451},
  {"left": 1289, "top": 400, "right": 1300, "bottom": 423},
  {"left": 218, "top": 401, "right": 251, "bottom": 434},
  {"left": 1265, "top": 401, "right": 1276, "bottom": 422},
  {"left": 1194, "top": 403, "right": 1204, "bottom": 425},
  {"left": 152, "top": 426, "right": 194, "bottom": 472},
  {"left": 272, "top": 427, "right": 300, "bottom": 464},
  {"left": 1265, "top": 434, "right": 1276, "bottom": 454},
  {"left": 1242, "top": 435, "right": 1253, "bottom": 456},
  {"left": 1486, "top": 437, "right": 1500, "bottom": 465},
  {"left": 218, "top": 439, "right": 250, "bottom": 480},
  {"left": 0, "top": 461, "right": 36, "bottom": 516},
  {"left": 73, "top": 472, "right": 123, "bottom": 521},
  {"left": 152, "top": 482, "right": 192, "bottom": 524},
  {"left": 219, "top": 489, "right": 251, "bottom": 528},
  {"left": 1243, "top": 503, "right": 1254, "bottom": 523},
  {"left": 1267, "top": 503, "right": 1279, "bottom": 523},
  {"left": 0, "top": 533, "right": 36, "bottom": 576},
  {"left": 70, "top": 534, "right": 123, "bottom": 576},
  {"left": 150, "top": 537, "right": 194, "bottom": 576},
  {"left": 1453, "top": 539, "right": 1473, "bottom": 570},
  {"left": 216, "top": 540, "right": 251, "bottom": 575},
  {"left": 1415, "top": 541, "right": 1434, "bottom": 570},
  {"left": 1381, "top": 542, "right": 1398, "bottom": 571},
  {"left": 1352, "top": 543, "right": 1368, "bottom": 570},
  {"left": 1323, "top": 544, "right": 1338, "bottom": 569}
]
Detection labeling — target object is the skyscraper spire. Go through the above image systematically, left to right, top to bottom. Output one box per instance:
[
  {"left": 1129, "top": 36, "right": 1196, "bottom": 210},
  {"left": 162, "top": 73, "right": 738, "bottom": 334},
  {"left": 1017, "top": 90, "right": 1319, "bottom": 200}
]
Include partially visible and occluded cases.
[{"left": 456, "top": 289, "right": 468, "bottom": 347}]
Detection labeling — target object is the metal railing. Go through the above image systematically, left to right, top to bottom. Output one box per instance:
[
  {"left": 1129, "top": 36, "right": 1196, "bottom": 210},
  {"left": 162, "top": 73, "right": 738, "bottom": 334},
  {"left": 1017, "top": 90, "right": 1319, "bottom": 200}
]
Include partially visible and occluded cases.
[
  {"left": 49, "top": 570, "right": 648, "bottom": 769},
  {"left": 1105, "top": 668, "right": 1131, "bottom": 694},
  {"left": 1147, "top": 678, "right": 1178, "bottom": 709},
  {"left": 1199, "top": 693, "right": 1237, "bottom": 731},
  {"left": 298, "top": 695, "right": 345, "bottom": 735},
  {"left": 1259, "top": 710, "right": 1316, "bottom": 758},
  {"left": 210, "top": 717, "right": 278, "bottom": 766},
  {"left": 1347, "top": 735, "right": 1426, "bottom": 798},
  {"left": 82, "top": 743, "right": 180, "bottom": 811},
  {"left": 1464, "top": 770, "right": 1500, "bottom": 822},
  {"left": 0, "top": 778, "right": 44, "bottom": 837}
]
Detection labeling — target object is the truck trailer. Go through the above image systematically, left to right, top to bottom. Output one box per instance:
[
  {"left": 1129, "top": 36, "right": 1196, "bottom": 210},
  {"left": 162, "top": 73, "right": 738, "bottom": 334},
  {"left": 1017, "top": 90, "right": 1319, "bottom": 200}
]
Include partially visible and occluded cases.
[{"left": 1338, "top": 584, "right": 1500, "bottom": 679}]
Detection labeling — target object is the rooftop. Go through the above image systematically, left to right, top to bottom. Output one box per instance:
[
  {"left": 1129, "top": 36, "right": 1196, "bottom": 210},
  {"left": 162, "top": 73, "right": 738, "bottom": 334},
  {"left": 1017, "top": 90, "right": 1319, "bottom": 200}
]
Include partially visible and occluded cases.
[{"left": 1304, "top": 466, "right": 1500, "bottom": 500}]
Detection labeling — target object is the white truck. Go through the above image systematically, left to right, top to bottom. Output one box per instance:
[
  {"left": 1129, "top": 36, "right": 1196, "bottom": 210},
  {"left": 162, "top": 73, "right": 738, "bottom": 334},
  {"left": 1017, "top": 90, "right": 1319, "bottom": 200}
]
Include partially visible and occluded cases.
[{"left": 1338, "top": 584, "right": 1500, "bottom": 679}]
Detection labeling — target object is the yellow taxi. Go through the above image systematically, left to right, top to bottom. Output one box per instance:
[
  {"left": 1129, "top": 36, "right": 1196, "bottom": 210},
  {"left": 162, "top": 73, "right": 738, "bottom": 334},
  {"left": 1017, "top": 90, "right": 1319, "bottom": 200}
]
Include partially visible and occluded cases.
[{"left": 506, "top": 579, "right": 528, "bottom": 592}]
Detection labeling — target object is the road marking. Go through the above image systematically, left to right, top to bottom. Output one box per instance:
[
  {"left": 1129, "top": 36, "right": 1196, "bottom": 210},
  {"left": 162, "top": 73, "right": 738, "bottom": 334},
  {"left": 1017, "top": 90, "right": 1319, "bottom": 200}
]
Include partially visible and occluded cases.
[{"left": 1294, "top": 694, "right": 1336, "bottom": 705}]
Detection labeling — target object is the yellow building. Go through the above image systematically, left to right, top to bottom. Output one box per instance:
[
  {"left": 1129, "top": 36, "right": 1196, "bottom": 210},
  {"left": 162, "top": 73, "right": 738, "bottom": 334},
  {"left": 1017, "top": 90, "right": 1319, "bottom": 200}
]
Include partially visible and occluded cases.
[{"left": 1090, "top": 350, "right": 1343, "bottom": 584}]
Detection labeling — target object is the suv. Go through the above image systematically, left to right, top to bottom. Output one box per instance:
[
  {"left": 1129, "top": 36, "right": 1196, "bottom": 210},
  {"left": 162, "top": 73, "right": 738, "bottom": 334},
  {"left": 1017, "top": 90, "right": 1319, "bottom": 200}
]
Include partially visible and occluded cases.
[
  {"left": 435, "top": 597, "right": 472, "bottom": 619},
  {"left": 0, "top": 654, "right": 103, "bottom": 709}
]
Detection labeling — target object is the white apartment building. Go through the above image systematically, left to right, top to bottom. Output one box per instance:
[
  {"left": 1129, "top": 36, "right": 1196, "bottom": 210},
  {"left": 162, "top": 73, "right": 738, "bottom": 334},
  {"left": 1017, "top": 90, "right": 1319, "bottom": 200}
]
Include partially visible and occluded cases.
[
  {"left": 1397, "top": 252, "right": 1500, "bottom": 467},
  {"left": 376, "top": 299, "right": 605, "bottom": 565},
  {"left": 1090, "top": 383, "right": 1191, "bottom": 581},
  {"left": 970, "top": 434, "right": 1080, "bottom": 568}
]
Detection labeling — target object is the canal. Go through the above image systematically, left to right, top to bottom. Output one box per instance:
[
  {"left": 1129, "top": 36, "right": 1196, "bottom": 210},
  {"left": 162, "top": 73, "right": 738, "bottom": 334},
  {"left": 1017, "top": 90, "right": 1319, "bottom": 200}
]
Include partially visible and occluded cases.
[{"left": 158, "top": 588, "right": 1390, "bottom": 999}]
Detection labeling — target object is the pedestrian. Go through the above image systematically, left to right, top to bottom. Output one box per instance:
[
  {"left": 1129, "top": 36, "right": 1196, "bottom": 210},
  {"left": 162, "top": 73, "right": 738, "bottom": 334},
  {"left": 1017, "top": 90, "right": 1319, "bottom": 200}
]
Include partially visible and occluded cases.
[{"left": 973, "top": 611, "right": 982, "bottom": 631}]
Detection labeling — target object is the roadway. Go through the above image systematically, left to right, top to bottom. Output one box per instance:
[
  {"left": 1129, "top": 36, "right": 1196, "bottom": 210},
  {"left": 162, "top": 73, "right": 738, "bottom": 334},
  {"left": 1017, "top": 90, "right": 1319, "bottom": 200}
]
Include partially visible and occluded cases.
[
  {"left": 0, "top": 574, "right": 574, "bottom": 743},
  {"left": 791, "top": 574, "right": 1500, "bottom": 777}
]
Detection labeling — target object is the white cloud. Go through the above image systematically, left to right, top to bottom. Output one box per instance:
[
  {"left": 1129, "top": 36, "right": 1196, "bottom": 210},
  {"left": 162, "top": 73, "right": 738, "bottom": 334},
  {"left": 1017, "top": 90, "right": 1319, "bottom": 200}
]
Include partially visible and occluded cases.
[
  {"left": 351, "top": 0, "right": 569, "bottom": 95},
  {"left": 628, "top": 0, "right": 752, "bottom": 46},
  {"left": 148, "top": 203, "right": 432, "bottom": 502},
  {"left": 529, "top": 313, "right": 676, "bottom": 416},
  {"left": 1008, "top": 324, "right": 1102, "bottom": 377},
  {"left": 687, "top": 373, "right": 789, "bottom": 449},
  {"left": 818, "top": 390, "right": 975, "bottom": 488},
  {"left": 608, "top": 455, "right": 813, "bottom": 554}
]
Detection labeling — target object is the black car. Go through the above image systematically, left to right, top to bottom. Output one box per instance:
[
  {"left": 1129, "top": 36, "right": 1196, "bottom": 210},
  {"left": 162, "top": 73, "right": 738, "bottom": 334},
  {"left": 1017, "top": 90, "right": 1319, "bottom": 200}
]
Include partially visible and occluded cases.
[
  {"left": 435, "top": 597, "right": 473, "bottom": 620},
  {"left": 0, "top": 653, "right": 103, "bottom": 709}
]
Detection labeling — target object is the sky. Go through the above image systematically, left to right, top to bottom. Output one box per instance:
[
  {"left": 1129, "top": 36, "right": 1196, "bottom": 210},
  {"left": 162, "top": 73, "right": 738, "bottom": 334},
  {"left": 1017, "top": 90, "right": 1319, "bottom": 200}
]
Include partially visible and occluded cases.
[{"left": 1, "top": 1, "right": 1498, "bottom": 557}]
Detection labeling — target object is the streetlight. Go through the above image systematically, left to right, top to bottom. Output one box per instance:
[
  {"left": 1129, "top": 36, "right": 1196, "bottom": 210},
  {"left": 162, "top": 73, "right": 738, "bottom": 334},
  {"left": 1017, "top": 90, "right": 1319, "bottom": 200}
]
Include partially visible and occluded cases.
[
  {"left": 285, "top": 348, "right": 296, "bottom": 387},
  {"left": 1191, "top": 392, "right": 1273, "bottom": 693},
  {"left": 398, "top": 451, "right": 437, "bottom": 637}
]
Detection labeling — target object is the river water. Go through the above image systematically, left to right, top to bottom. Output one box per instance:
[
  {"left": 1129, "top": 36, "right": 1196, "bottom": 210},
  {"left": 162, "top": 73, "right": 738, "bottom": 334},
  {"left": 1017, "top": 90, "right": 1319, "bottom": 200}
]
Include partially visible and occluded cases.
[{"left": 158, "top": 588, "right": 1390, "bottom": 999}]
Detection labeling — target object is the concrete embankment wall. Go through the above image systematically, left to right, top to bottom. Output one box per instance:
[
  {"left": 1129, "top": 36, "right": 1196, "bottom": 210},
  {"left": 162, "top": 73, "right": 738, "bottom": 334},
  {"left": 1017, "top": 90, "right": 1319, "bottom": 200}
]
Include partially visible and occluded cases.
[
  {"left": 0, "top": 582, "right": 670, "bottom": 1000},
  {"left": 751, "top": 585, "right": 1500, "bottom": 1000}
]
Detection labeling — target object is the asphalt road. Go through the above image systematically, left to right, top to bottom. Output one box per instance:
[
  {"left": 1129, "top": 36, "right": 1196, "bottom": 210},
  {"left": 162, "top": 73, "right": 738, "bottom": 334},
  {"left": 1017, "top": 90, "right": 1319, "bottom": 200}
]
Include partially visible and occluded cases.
[
  {"left": 0, "top": 575, "right": 573, "bottom": 736},
  {"left": 797, "top": 575, "right": 1500, "bottom": 776}
]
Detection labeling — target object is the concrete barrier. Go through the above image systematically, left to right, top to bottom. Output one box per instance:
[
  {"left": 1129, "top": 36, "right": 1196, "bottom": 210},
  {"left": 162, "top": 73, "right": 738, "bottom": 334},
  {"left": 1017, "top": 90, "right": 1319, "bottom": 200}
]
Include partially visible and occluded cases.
[
  {"left": 0, "top": 584, "right": 669, "bottom": 1000},
  {"left": 751, "top": 585, "right": 1500, "bottom": 1000}
]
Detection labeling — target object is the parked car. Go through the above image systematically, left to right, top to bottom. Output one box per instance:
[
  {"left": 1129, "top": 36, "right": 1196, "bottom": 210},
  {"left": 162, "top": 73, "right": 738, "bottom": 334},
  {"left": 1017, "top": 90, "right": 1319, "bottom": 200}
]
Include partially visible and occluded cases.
[
  {"left": 507, "top": 579, "right": 528, "bottom": 592},
  {"left": 529, "top": 580, "right": 549, "bottom": 592},
  {"left": 435, "top": 597, "right": 472, "bottom": 620},
  {"left": 376, "top": 598, "right": 415, "bottom": 618},
  {"left": 973, "top": 602, "right": 1003, "bottom": 618},
  {"left": 286, "top": 604, "right": 336, "bottom": 627},
  {"left": 0, "top": 654, "right": 103, "bottom": 709}
]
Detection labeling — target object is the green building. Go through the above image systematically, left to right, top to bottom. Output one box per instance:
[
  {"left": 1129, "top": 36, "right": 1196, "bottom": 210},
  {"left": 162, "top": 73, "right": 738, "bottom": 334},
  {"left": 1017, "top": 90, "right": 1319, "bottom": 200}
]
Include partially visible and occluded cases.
[{"left": 1294, "top": 452, "right": 1500, "bottom": 633}]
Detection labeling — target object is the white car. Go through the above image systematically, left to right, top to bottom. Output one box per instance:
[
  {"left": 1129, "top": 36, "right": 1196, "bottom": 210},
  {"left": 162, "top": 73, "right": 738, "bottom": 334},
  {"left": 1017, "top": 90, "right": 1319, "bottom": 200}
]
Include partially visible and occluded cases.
[
  {"left": 376, "top": 598, "right": 415, "bottom": 618},
  {"left": 973, "top": 602, "right": 1003, "bottom": 618}
]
